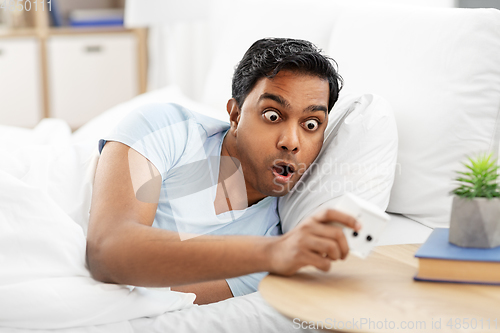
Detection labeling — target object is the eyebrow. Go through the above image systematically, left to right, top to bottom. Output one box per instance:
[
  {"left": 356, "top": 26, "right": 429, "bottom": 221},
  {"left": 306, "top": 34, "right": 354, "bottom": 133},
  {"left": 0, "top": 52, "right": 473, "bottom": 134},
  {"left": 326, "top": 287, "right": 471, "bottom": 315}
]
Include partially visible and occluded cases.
[
  {"left": 259, "top": 93, "right": 328, "bottom": 115},
  {"left": 259, "top": 93, "right": 291, "bottom": 109},
  {"left": 304, "top": 104, "right": 328, "bottom": 114}
]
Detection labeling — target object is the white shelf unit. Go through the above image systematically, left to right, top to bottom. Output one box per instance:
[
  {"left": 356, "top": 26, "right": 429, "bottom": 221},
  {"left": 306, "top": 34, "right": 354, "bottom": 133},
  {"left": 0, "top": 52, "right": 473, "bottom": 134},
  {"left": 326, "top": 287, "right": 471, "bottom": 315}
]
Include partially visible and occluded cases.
[
  {"left": 0, "top": 2, "right": 147, "bottom": 130},
  {"left": 47, "top": 33, "right": 138, "bottom": 129},
  {"left": 0, "top": 37, "right": 43, "bottom": 128}
]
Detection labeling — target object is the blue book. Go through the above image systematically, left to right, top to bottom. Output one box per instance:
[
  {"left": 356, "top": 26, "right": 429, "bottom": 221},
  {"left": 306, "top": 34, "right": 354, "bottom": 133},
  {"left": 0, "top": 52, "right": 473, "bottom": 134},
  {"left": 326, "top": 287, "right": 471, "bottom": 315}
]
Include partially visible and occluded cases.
[
  {"left": 49, "top": 0, "right": 62, "bottom": 27},
  {"left": 69, "top": 9, "right": 124, "bottom": 28},
  {"left": 70, "top": 19, "right": 124, "bottom": 27},
  {"left": 414, "top": 228, "right": 500, "bottom": 285}
]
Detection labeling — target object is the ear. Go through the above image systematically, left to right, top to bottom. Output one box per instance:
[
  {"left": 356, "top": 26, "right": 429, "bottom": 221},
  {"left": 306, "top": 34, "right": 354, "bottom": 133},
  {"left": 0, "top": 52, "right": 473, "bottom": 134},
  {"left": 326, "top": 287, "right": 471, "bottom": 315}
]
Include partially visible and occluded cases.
[{"left": 226, "top": 98, "right": 241, "bottom": 137}]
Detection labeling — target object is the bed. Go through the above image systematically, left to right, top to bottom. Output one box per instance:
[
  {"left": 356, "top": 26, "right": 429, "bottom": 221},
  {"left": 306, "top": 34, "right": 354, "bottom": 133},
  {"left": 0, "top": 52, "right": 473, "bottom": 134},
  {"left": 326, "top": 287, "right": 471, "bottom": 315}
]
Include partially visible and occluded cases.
[{"left": 1, "top": 1, "right": 500, "bottom": 331}]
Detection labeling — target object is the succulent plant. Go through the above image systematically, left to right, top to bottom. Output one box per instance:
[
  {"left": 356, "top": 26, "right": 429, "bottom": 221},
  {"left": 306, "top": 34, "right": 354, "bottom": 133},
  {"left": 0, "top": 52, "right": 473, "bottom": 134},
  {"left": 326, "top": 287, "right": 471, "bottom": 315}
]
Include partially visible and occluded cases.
[{"left": 451, "top": 152, "right": 500, "bottom": 199}]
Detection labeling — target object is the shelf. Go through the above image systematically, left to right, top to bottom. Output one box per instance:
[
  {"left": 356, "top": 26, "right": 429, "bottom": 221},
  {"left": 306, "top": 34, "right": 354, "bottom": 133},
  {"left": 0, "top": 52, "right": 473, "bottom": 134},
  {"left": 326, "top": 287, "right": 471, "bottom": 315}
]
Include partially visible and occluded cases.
[
  {"left": 0, "top": 26, "right": 133, "bottom": 38},
  {"left": 48, "top": 26, "right": 132, "bottom": 35},
  {"left": 0, "top": 28, "right": 38, "bottom": 38}
]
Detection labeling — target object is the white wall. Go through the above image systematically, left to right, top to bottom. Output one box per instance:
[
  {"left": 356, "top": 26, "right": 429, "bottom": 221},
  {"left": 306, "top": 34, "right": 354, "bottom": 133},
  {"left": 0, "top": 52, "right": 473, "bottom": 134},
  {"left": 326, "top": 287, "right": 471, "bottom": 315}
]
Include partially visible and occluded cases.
[{"left": 145, "top": 0, "right": 458, "bottom": 101}]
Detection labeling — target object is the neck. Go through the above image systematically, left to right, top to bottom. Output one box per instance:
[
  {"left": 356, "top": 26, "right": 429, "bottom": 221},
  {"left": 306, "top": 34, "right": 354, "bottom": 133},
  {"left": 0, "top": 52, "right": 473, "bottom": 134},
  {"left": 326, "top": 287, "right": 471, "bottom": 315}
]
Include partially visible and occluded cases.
[{"left": 221, "top": 134, "right": 267, "bottom": 206}]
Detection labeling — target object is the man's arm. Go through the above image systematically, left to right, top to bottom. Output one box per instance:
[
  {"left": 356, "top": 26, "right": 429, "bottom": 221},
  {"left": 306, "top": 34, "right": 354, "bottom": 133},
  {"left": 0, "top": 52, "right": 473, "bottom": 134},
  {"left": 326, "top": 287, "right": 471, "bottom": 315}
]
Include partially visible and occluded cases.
[{"left": 86, "top": 142, "right": 360, "bottom": 288}]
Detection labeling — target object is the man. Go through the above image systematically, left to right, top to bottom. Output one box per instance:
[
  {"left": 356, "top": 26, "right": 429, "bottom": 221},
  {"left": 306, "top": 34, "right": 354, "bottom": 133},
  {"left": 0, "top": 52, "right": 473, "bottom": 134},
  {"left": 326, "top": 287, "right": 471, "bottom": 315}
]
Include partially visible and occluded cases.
[{"left": 86, "top": 38, "right": 360, "bottom": 307}]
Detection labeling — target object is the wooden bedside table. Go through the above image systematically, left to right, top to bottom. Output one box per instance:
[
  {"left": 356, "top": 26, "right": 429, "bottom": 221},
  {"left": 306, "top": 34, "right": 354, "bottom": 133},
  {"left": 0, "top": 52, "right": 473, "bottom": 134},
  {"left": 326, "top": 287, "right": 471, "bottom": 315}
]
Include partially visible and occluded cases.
[{"left": 259, "top": 244, "right": 500, "bottom": 333}]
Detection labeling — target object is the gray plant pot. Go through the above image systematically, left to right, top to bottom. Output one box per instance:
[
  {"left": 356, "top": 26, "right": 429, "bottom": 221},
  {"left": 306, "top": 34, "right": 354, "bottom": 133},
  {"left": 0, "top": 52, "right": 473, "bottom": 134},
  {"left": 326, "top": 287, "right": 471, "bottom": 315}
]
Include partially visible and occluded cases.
[{"left": 449, "top": 196, "right": 500, "bottom": 248}]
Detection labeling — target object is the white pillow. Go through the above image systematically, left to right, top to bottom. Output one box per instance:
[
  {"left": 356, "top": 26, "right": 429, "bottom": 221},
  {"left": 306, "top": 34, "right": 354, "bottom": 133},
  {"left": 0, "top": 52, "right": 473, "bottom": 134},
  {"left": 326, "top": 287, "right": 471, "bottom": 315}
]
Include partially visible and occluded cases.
[
  {"left": 328, "top": 6, "right": 500, "bottom": 228},
  {"left": 279, "top": 93, "right": 398, "bottom": 233}
]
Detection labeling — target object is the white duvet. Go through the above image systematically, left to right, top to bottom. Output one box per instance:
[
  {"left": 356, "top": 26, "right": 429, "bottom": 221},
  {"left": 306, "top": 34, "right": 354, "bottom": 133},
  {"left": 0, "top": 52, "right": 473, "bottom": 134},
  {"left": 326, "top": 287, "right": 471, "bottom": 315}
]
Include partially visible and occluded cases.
[{"left": 0, "top": 119, "right": 195, "bottom": 330}]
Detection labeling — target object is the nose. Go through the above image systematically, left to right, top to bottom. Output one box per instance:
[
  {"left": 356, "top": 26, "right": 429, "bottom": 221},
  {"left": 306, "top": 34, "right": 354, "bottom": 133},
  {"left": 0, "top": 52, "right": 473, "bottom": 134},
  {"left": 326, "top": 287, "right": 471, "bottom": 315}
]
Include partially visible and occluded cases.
[{"left": 277, "top": 124, "right": 300, "bottom": 154}]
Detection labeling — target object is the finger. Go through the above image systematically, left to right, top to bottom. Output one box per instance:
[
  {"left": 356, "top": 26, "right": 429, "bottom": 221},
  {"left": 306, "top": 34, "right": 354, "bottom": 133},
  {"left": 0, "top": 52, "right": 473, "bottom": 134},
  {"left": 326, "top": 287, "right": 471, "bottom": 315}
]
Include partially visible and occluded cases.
[
  {"left": 314, "top": 208, "right": 361, "bottom": 231},
  {"left": 302, "top": 222, "right": 349, "bottom": 258},
  {"left": 319, "top": 225, "right": 350, "bottom": 260},
  {"left": 335, "top": 229, "right": 349, "bottom": 259},
  {"left": 306, "top": 235, "right": 341, "bottom": 260},
  {"left": 303, "top": 250, "right": 332, "bottom": 272}
]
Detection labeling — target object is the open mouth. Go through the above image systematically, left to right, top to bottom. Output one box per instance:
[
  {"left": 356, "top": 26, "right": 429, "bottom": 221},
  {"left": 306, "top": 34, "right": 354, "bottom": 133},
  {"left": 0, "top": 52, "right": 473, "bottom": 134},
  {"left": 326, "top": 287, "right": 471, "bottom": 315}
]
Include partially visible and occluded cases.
[{"left": 271, "top": 162, "right": 295, "bottom": 183}]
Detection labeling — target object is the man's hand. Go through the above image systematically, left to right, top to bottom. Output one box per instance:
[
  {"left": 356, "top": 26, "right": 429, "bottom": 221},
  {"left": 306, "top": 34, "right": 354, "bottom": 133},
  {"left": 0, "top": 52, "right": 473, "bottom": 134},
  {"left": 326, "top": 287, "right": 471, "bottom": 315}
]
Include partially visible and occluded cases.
[{"left": 268, "top": 209, "right": 361, "bottom": 276}]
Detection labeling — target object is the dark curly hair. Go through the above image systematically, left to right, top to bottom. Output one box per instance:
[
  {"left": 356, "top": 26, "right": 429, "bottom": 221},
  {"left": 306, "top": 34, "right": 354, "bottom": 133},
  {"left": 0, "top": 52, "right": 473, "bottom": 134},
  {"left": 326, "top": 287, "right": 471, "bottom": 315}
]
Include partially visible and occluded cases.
[{"left": 232, "top": 38, "right": 343, "bottom": 113}]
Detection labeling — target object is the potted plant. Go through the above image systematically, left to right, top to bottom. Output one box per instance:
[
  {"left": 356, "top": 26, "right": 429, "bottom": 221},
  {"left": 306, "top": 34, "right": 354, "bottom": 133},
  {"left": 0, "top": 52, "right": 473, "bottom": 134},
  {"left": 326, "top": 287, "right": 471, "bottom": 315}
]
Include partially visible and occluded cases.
[{"left": 449, "top": 152, "right": 500, "bottom": 248}]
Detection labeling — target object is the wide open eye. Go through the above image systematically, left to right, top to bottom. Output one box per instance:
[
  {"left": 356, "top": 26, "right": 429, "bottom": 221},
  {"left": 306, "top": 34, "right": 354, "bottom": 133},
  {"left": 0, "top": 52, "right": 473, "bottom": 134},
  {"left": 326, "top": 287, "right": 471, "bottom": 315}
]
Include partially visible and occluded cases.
[
  {"left": 263, "top": 110, "right": 281, "bottom": 122},
  {"left": 304, "top": 119, "right": 319, "bottom": 131}
]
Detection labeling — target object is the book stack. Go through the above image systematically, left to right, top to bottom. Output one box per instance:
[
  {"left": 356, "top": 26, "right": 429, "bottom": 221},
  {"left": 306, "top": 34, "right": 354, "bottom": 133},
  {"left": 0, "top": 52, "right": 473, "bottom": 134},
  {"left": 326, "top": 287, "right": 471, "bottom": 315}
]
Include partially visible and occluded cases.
[
  {"left": 69, "top": 9, "right": 124, "bottom": 27},
  {"left": 414, "top": 228, "right": 500, "bottom": 285}
]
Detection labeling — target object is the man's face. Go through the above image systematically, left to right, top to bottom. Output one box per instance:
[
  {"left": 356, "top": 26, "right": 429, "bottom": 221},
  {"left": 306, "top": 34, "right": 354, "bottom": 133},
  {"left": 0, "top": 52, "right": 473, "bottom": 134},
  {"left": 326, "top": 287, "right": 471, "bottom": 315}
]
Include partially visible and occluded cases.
[{"left": 229, "top": 70, "right": 330, "bottom": 199}]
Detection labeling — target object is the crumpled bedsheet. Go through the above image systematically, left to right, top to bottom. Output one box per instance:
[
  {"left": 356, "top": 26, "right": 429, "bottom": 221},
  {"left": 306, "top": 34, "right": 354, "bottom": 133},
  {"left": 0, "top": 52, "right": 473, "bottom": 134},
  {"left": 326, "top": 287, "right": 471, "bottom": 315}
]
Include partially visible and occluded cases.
[{"left": 0, "top": 119, "right": 195, "bottom": 330}]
